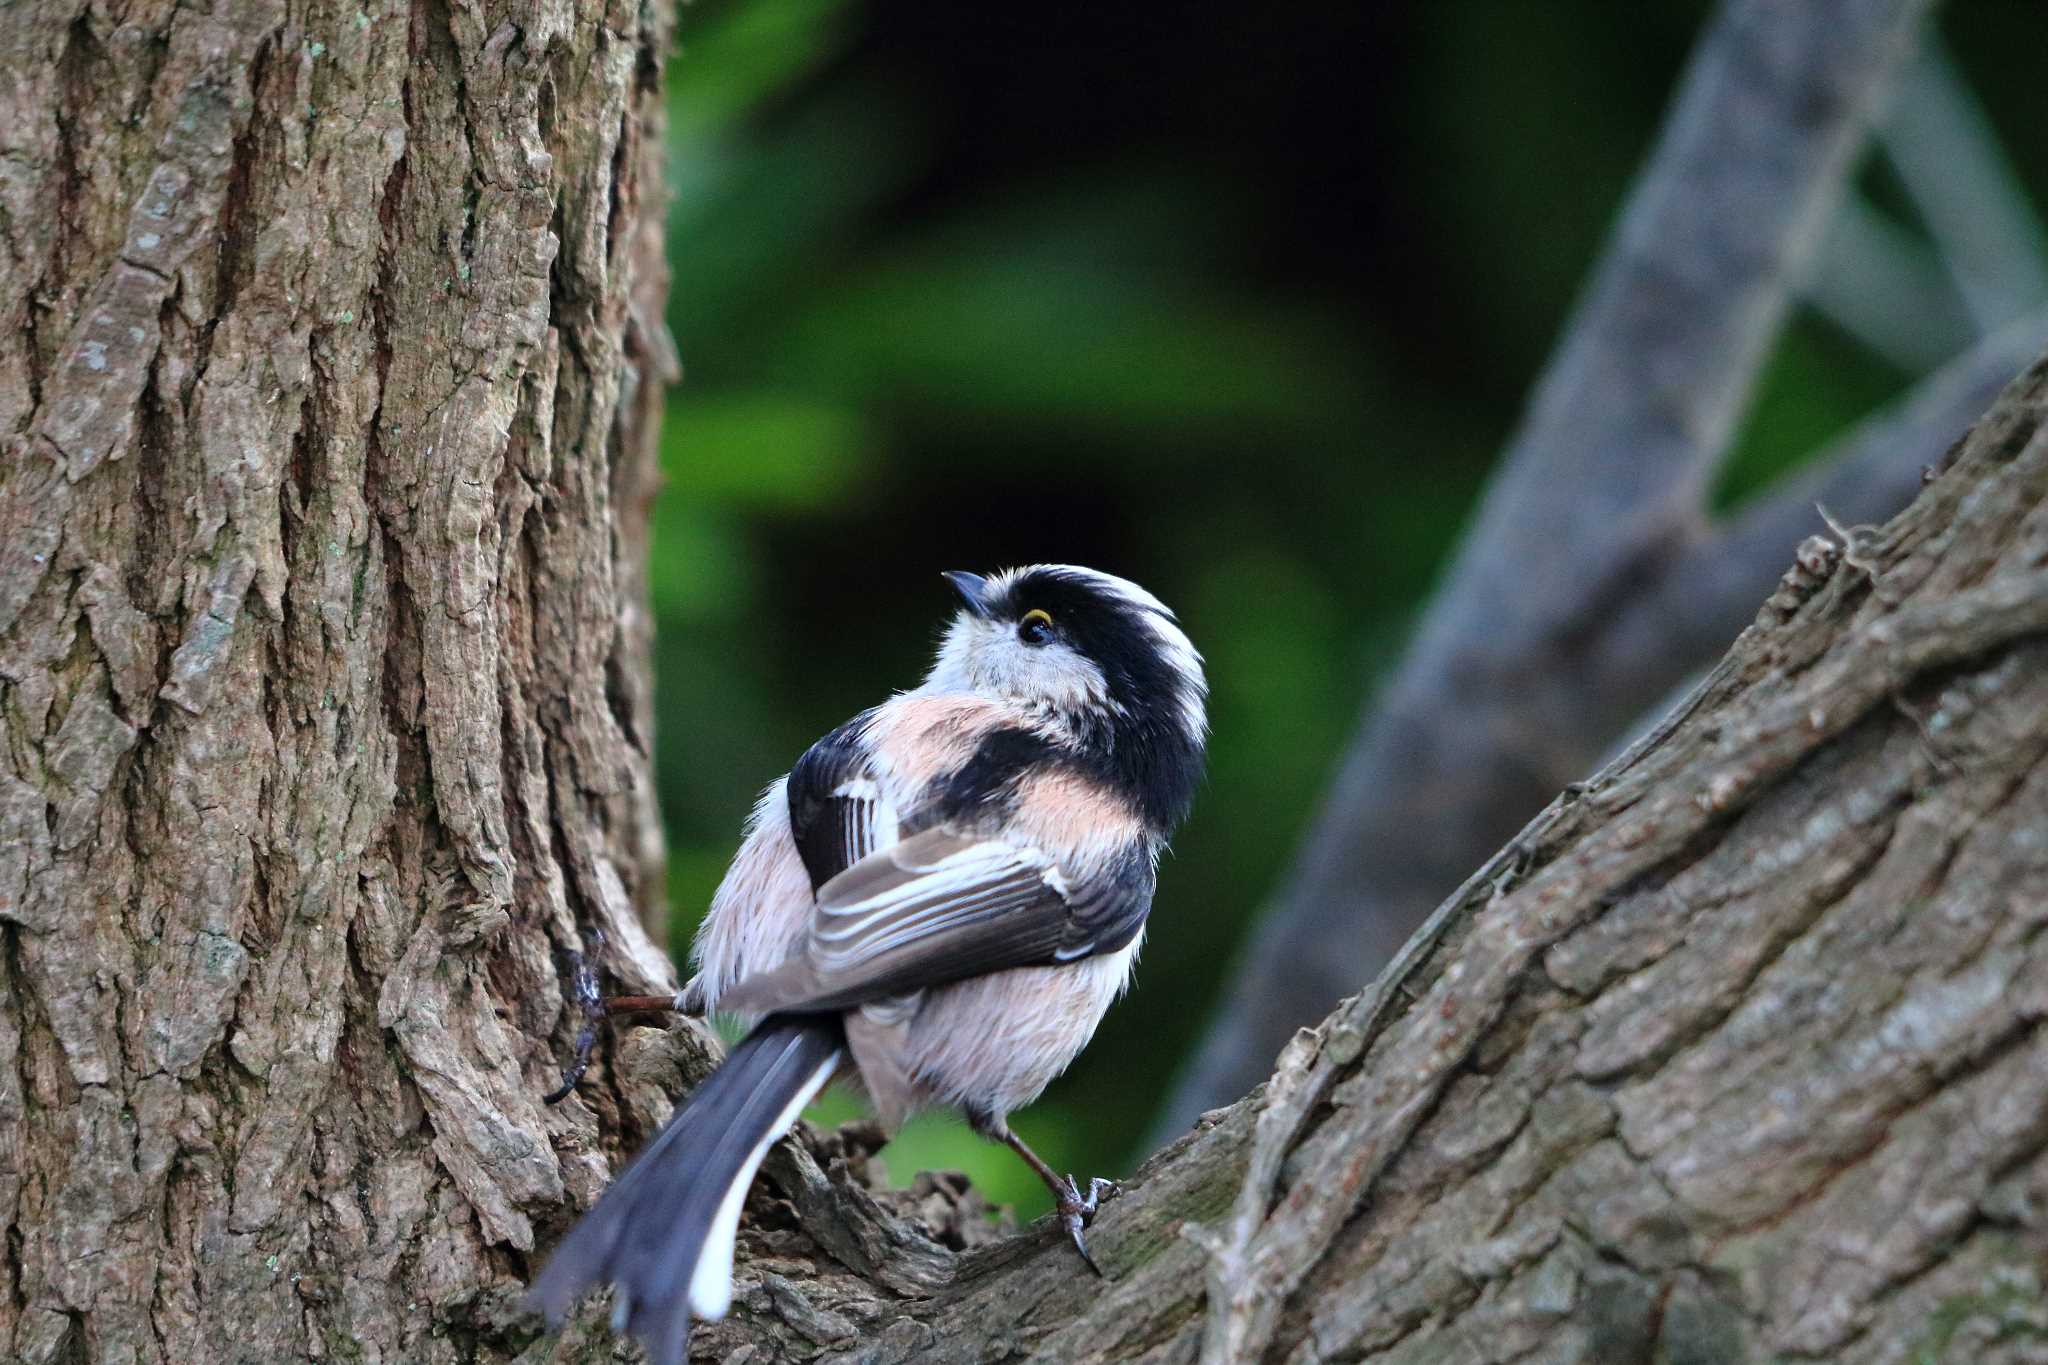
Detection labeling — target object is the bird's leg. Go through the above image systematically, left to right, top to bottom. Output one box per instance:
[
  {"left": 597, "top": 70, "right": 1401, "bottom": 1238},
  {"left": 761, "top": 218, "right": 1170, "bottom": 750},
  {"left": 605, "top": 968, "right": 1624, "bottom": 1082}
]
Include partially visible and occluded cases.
[
  {"left": 542, "top": 929, "right": 700, "bottom": 1105},
  {"left": 983, "top": 1117, "right": 1119, "bottom": 1275}
]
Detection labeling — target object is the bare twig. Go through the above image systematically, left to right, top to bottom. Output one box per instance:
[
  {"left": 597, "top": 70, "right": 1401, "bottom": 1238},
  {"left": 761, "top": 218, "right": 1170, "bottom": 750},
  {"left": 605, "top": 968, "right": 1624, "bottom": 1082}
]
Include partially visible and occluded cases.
[
  {"left": 1155, "top": 0, "right": 1937, "bottom": 1139},
  {"left": 1183, "top": 1026, "right": 1329, "bottom": 1365}
]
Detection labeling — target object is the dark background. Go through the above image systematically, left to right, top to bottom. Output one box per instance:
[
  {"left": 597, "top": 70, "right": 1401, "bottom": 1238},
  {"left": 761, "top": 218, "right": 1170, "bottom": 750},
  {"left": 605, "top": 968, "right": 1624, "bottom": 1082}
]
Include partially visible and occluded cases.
[{"left": 648, "top": 0, "right": 2048, "bottom": 1208}]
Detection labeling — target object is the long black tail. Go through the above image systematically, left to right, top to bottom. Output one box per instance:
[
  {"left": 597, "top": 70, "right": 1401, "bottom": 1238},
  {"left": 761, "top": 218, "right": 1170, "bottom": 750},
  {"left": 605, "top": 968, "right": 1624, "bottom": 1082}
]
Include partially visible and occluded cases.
[{"left": 527, "top": 1016, "right": 844, "bottom": 1365}]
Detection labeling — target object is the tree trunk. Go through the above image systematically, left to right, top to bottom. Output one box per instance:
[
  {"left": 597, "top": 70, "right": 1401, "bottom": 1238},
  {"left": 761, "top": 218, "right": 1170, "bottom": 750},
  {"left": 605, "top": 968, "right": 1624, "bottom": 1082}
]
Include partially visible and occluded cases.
[
  {"left": 0, "top": 2, "right": 677, "bottom": 1361},
  {"left": 662, "top": 357, "right": 2048, "bottom": 1363}
]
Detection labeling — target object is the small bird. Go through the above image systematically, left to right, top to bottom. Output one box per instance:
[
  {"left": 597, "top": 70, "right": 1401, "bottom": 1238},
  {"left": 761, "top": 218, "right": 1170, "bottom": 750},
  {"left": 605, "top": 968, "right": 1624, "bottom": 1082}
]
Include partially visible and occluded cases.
[{"left": 528, "top": 565, "right": 1208, "bottom": 1364}]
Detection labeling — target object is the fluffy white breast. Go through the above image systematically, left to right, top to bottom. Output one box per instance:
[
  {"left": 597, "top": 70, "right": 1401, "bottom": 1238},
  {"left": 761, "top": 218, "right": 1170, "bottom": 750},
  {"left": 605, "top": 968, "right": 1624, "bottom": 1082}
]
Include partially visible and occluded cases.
[{"left": 900, "top": 932, "right": 1144, "bottom": 1120}]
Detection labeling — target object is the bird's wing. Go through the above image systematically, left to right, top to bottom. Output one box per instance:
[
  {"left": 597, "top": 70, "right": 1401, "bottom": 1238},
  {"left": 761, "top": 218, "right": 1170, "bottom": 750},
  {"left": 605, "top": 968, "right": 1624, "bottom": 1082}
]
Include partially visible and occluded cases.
[
  {"left": 783, "top": 710, "right": 892, "bottom": 891},
  {"left": 714, "top": 825, "right": 1153, "bottom": 1016}
]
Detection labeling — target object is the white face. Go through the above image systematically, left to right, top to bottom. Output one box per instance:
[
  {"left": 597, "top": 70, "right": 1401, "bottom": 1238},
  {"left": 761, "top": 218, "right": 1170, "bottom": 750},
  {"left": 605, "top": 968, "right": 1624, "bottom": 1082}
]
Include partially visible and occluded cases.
[
  {"left": 917, "top": 565, "right": 1208, "bottom": 744},
  {"left": 924, "top": 614, "right": 1116, "bottom": 716}
]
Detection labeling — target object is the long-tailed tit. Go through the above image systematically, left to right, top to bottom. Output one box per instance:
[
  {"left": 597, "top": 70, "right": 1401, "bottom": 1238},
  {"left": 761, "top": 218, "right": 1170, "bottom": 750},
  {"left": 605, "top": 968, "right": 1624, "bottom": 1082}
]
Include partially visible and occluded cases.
[{"left": 529, "top": 565, "right": 1208, "bottom": 1364}]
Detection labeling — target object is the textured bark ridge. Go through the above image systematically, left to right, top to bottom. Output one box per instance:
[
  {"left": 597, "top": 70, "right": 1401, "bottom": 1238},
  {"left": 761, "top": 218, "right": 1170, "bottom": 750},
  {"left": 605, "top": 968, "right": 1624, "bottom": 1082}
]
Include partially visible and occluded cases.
[
  {"left": 0, "top": 2, "right": 677, "bottom": 1360},
  {"left": 657, "top": 364, "right": 2048, "bottom": 1363}
]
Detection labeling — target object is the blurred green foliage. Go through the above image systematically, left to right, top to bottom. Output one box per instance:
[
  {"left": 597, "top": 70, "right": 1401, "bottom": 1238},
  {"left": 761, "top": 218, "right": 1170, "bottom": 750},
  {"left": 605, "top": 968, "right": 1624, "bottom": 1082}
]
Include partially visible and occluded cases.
[{"left": 645, "top": 0, "right": 2045, "bottom": 1211}]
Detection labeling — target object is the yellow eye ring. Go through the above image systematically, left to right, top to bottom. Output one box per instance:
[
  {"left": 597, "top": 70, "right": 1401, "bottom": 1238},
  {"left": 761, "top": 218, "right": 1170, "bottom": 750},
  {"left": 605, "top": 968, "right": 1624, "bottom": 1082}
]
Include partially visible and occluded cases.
[{"left": 1018, "top": 608, "right": 1055, "bottom": 645}]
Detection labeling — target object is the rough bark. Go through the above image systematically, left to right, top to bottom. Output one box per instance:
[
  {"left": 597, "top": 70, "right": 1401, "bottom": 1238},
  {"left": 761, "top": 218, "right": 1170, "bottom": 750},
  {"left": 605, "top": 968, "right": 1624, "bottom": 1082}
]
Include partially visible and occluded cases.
[
  {"left": 0, "top": 2, "right": 677, "bottom": 1361},
  {"left": 650, "top": 357, "right": 2048, "bottom": 1363}
]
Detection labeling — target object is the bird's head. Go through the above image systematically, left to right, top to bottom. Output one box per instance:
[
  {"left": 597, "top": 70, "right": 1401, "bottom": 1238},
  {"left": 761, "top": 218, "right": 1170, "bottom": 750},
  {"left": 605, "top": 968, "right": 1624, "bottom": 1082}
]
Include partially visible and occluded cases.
[{"left": 926, "top": 564, "right": 1208, "bottom": 829}]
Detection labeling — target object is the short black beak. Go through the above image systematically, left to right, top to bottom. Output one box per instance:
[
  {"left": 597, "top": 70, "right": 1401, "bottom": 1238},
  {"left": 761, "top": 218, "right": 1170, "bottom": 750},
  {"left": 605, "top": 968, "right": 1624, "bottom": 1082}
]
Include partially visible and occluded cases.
[{"left": 942, "top": 570, "right": 995, "bottom": 619}]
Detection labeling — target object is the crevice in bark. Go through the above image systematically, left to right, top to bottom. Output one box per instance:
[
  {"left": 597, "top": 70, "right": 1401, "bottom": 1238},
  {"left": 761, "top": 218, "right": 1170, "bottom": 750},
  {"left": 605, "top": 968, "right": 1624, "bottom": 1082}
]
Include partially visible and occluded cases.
[
  {"left": 428, "top": 0, "right": 484, "bottom": 278},
  {"left": 51, "top": 11, "right": 95, "bottom": 285},
  {"left": 202, "top": 31, "right": 277, "bottom": 352},
  {"left": 603, "top": 107, "right": 633, "bottom": 288},
  {"left": 21, "top": 285, "right": 46, "bottom": 420},
  {"left": 277, "top": 394, "right": 316, "bottom": 633},
  {"left": 1987, "top": 409, "right": 2042, "bottom": 465}
]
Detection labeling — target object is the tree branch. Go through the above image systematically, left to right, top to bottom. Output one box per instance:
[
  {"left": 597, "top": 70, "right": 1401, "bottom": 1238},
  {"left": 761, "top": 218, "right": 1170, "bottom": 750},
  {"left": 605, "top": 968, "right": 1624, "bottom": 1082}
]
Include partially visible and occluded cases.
[
  {"left": 1155, "top": 0, "right": 1939, "bottom": 1135},
  {"left": 1800, "top": 38, "right": 2048, "bottom": 369},
  {"left": 1879, "top": 38, "right": 2048, "bottom": 333},
  {"left": 1803, "top": 194, "right": 1973, "bottom": 372},
  {"left": 1586, "top": 304, "right": 2048, "bottom": 740}
]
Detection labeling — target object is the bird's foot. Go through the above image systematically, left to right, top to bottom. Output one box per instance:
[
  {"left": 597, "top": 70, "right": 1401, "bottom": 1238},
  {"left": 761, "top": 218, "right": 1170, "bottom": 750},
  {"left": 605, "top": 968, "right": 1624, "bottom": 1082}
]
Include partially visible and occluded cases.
[
  {"left": 542, "top": 928, "right": 690, "bottom": 1104},
  {"left": 1053, "top": 1175, "right": 1120, "bottom": 1276}
]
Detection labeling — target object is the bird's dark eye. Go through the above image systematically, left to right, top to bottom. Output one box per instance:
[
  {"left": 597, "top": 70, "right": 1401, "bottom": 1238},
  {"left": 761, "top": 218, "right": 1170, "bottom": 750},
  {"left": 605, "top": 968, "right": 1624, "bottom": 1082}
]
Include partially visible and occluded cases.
[{"left": 1018, "top": 608, "right": 1055, "bottom": 646}]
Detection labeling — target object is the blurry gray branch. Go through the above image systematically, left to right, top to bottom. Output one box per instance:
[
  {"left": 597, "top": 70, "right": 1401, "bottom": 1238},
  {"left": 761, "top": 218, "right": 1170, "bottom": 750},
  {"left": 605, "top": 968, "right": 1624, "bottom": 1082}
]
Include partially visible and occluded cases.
[
  {"left": 1152, "top": 0, "right": 2048, "bottom": 1135},
  {"left": 1805, "top": 39, "right": 2048, "bottom": 370},
  {"left": 1879, "top": 39, "right": 2048, "bottom": 332}
]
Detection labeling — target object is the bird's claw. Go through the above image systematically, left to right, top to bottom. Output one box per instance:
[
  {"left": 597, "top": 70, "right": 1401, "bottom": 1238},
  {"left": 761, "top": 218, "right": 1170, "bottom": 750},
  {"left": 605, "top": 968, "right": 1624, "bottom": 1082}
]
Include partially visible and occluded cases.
[
  {"left": 543, "top": 930, "right": 610, "bottom": 1105},
  {"left": 542, "top": 934, "right": 695, "bottom": 1103},
  {"left": 1054, "top": 1175, "right": 1120, "bottom": 1275}
]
